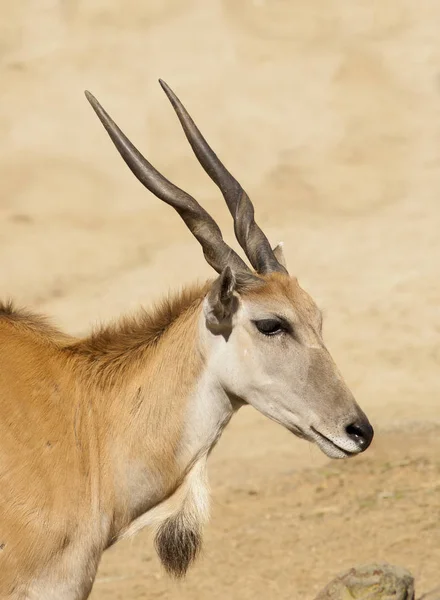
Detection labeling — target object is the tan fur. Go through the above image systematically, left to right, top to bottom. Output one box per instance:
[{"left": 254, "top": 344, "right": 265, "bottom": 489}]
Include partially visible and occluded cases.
[{"left": 0, "top": 284, "right": 211, "bottom": 598}]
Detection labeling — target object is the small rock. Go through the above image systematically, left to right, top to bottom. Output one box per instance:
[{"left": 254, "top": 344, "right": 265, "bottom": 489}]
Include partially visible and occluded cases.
[{"left": 314, "top": 563, "right": 415, "bottom": 600}]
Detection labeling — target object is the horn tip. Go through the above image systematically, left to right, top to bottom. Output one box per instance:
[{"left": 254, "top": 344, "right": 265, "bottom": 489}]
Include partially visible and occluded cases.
[
  {"left": 158, "top": 79, "right": 177, "bottom": 103},
  {"left": 84, "top": 90, "right": 99, "bottom": 110}
]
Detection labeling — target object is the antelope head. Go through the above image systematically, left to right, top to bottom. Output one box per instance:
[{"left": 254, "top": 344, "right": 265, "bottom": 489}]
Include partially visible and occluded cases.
[{"left": 85, "top": 81, "right": 373, "bottom": 459}]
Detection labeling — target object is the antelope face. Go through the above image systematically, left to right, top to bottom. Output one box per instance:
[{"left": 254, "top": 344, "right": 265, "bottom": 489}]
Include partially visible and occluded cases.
[
  {"left": 86, "top": 80, "right": 373, "bottom": 459},
  {"left": 203, "top": 267, "right": 373, "bottom": 459}
]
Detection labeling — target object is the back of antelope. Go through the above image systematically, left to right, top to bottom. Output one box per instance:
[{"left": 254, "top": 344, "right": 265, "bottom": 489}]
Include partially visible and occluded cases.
[{"left": 0, "top": 80, "right": 373, "bottom": 599}]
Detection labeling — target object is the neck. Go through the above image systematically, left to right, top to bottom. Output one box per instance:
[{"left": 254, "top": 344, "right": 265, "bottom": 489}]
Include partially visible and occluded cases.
[{"left": 69, "top": 282, "right": 236, "bottom": 542}]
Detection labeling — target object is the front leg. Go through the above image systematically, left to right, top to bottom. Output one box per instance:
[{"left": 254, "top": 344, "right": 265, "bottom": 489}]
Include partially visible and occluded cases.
[{"left": 6, "top": 545, "right": 101, "bottom": 600}]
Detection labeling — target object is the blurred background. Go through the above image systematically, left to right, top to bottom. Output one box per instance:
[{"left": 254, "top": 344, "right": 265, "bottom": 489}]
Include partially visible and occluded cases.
[{"left": 1, "top": 1, "right": 440, "bottom": 598}]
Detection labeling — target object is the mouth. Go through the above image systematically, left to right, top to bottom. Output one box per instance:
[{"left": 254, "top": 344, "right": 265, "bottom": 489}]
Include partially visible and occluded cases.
[
  {"left": 287, "top": 423, "right": 309, "bottom": 440},
  {"left": 309, "top": 426, "right": 358, "bottom": 459}
]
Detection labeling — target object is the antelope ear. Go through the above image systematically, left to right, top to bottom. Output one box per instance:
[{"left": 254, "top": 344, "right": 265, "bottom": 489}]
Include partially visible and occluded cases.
[
  {"left": 272, "top": 242, "right": 287, "bottom": 269},
  {"left": 204, "top": 266, "right": 238, "bottom": 327}
]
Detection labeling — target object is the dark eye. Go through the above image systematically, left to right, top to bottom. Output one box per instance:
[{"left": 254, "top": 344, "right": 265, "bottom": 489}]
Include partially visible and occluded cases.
[{"left": 254, "top": 319, "right": 286, "bottom": 336}]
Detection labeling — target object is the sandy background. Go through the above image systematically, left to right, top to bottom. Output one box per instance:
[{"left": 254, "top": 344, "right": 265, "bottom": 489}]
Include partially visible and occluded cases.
[{"left": 1, "top": 1, "right": 440, "bottom": 598}]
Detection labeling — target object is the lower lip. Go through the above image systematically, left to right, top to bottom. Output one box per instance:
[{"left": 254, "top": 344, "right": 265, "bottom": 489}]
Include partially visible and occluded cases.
[{"left": 310, "top": 427, "right": 357, "bottom": 456}]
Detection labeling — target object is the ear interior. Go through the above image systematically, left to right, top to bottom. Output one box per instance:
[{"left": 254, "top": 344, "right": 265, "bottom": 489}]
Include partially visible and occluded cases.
[
  {"left": 272, "top": 242, "right": 287, "bottom": 269},
  {"left": 204, "top": 266, "right": 238, "bottom": 327}
]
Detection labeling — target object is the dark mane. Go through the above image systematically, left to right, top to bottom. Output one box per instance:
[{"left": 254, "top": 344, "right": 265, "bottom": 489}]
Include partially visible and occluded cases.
[
  {"left": 1, "top": 274, "right": 262, "bottom": 377},
  {"left": 68, "top": 281, "right": 212, "bottom": 364},
  {"left": 0, "top": 300, "right": 73, "bottom": 345}
]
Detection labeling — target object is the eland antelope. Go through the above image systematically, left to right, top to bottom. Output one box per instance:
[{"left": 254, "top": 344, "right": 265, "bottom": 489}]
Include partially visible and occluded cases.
[{"left": 0, "top": 80, "right": 373, "bottom": 599}]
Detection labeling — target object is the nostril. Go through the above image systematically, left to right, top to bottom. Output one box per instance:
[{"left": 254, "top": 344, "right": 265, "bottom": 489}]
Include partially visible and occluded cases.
[
  {"left": 345, "top": 421, "right": 374, "bottom": 450},
  {"left": 346, "top": 423, "right": 364, "bottom": 442}
]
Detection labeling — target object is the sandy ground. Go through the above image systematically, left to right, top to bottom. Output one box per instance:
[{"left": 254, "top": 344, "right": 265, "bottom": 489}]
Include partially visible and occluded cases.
[{"left": 1, "top": 1, "right": 440, "bottom": 598}]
